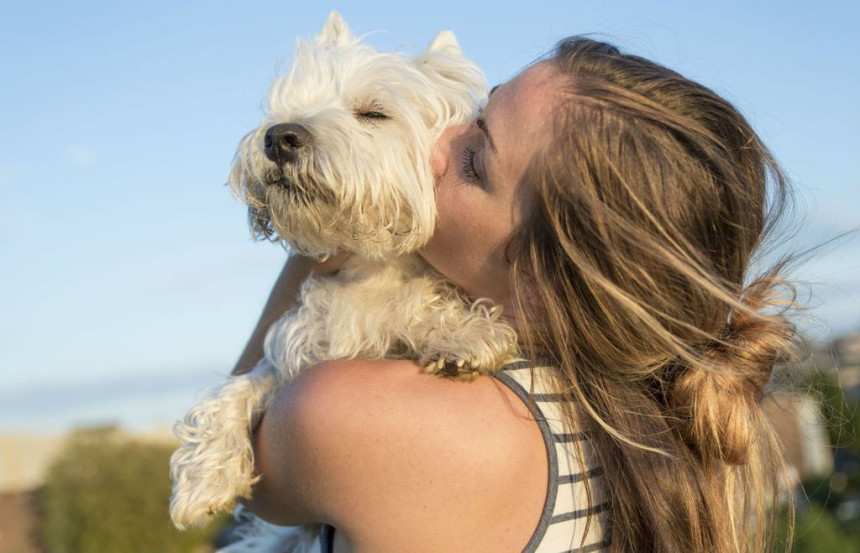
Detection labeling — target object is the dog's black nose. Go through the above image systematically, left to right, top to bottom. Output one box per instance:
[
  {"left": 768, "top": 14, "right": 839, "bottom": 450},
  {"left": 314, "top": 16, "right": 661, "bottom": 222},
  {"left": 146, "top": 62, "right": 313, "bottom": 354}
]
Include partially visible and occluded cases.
[{"left": 264, "top": 123, "right": 312, "bottom": 164}]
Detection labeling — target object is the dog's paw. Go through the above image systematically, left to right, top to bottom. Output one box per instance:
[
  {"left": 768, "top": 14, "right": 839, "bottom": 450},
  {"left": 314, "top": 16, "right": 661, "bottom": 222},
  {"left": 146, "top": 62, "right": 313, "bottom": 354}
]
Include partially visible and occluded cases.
[
  {"left": 419, "top": 307, "right": 518, "bottom": 380},
  {"left": 422, "top": 354, "right": 492, "bottom": 380},
  {"left": 170, "top": 366, "right": 279, "bottom": 529},
  {"left": 170, "top": 435, "right": 258, "bottom": 529},
  {"left": 170, "top": 486, "right": 243, "bottom": 530}
]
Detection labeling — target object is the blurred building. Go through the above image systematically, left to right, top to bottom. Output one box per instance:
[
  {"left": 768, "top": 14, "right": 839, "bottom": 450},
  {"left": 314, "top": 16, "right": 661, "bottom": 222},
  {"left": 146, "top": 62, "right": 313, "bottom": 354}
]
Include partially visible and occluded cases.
[
  {"left": 805, "top": 330, "right": 860, "bottom": 395},
  {"left": 833, "top": 331, "right": 860, "bottom": 396},
  {"left": 765, "top": 394, "right": 834, "bottom": 481}
]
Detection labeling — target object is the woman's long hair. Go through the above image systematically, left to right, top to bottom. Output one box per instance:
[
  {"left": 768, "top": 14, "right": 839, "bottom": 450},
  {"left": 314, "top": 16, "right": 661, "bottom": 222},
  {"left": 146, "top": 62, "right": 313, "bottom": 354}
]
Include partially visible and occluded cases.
[{"left": 510, "top": 37, "right": 797, "bottom": 553}]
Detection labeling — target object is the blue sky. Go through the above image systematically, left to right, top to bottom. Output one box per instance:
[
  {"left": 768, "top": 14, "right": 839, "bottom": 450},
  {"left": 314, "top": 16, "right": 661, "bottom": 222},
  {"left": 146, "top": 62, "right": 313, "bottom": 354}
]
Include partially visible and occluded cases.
[{"left": 1, "top": 0, "right": 858, "bottom": 432}]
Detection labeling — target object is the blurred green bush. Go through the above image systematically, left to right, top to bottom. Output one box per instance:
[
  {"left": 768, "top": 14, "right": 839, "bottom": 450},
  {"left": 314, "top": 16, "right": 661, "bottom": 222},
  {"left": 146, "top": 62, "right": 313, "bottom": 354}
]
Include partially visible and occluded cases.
[
  {"left": 773, "top": 371, "right": 860, "bottom": 552},
  {"left": 810, "top": 372, "right": 860, "bottom": 457},
  {"left": 40, "top": 426, "right": 224, "bottom": 553},
  {"left": 774, "top": 503, "right": 860, "bottom": 553}
]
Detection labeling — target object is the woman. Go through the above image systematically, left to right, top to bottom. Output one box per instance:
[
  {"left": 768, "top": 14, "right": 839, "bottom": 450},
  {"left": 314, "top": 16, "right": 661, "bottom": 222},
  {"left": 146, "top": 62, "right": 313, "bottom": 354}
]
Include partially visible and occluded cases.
[{"left": 236, "top": 37, "right": 797, "bottom": 553}]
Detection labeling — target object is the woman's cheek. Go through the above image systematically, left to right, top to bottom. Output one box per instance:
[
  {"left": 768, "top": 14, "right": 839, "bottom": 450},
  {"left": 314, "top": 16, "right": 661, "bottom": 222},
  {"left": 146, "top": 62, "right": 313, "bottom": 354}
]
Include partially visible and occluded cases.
[{"left": 430, "top": 146, "right": 448, "bottom": 180}]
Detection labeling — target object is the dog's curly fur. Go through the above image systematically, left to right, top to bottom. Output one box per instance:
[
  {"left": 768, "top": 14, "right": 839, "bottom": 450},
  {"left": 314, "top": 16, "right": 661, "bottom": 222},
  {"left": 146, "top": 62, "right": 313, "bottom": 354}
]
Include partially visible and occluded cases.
[{"left": 169, "top": 12, "right": 519, "bottom": 550}]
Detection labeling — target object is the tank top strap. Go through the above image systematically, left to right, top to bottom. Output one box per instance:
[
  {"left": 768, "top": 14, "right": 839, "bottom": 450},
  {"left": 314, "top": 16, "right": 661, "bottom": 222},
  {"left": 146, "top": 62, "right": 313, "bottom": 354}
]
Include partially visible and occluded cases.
[{"left": 494, "top": 358, "right": 611, "bottom": 552}]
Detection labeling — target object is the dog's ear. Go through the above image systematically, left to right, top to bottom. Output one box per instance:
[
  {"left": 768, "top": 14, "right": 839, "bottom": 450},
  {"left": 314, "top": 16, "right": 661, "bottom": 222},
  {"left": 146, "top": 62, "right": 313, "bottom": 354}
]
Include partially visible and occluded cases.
[
  {"left": 317, "top": 11, "right": 355, "bottom": 45},
  {"left": 425, "top": 31, "right": 462, "bottom": 56},
  {"left": 413, "top": 32, "right": 488, "bottom": 130}
]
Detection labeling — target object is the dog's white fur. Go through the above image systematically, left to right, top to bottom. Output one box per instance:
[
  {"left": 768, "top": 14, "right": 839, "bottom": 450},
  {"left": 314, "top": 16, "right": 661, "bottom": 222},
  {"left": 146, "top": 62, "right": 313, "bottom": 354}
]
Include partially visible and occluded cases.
[{"left": 169, "top": 12, "right": 518, "bottom": 547}]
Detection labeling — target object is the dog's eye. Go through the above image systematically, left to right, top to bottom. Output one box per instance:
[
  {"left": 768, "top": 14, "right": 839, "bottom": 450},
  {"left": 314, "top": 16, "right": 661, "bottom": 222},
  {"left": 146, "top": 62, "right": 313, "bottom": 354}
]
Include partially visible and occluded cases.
[{"left": 356, "top": 110, "right": 389, "bottom": 121}]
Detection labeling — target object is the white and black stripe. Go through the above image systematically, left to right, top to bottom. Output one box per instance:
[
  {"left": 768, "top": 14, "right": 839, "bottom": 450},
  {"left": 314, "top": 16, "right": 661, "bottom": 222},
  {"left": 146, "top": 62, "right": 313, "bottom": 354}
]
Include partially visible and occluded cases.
[{"left": 494, "top": 360, "right": 611, "bottom": 553}]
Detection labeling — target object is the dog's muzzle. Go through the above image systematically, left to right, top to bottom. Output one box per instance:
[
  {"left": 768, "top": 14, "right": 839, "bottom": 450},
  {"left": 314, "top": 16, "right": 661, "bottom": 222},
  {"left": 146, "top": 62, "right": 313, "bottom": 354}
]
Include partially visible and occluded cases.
[{"left": 264, "top": 123, "right": 312, "bottom": 165}]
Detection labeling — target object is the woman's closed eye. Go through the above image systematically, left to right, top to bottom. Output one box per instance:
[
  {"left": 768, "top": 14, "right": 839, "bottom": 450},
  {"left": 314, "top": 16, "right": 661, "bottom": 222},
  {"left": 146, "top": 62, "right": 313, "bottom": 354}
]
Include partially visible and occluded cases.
[{"left": 462, "top": 147, "right": 480, "bottom": 181}]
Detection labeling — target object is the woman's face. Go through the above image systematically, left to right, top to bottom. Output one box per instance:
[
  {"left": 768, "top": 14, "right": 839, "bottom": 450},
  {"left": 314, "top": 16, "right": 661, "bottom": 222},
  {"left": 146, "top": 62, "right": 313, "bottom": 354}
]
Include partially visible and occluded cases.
[{"left": 420, "top": 62, "right": 562, "bottom": 308}]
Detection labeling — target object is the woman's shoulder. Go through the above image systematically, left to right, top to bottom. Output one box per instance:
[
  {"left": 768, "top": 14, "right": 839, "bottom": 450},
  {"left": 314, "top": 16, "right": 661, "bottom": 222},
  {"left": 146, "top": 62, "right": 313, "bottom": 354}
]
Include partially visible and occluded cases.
[
  {"left": 258, "top": 358, "right": 547, "bottom": 552},
  {"left": 288, "top": 358, "right": 544, "bottom": 483},
  {"left": 293, "top": 358, "right": 531, "bottom": 426}
]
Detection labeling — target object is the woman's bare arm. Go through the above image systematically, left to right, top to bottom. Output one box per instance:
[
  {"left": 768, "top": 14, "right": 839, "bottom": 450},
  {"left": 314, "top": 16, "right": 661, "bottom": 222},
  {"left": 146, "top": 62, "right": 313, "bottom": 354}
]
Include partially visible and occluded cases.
[
  {"left": 231, "top": 252, "right": 352, "bottom": 375},
  {"left": 247, "top": 359, "right": 547, "bottom": 553}
]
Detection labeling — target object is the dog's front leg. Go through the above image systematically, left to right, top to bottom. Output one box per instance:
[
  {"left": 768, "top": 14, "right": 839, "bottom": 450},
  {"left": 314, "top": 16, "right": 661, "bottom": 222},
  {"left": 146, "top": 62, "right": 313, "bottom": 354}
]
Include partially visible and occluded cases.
[
  {"left": 407, "top": 277, "right": 520, "bottom": 379},
  {"left": 170, "top": 359, "right": 281, "bottom": 528}
]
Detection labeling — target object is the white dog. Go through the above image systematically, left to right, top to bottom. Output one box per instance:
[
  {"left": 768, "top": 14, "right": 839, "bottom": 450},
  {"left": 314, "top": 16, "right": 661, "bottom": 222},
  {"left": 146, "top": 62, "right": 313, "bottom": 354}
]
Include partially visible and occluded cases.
[{"left": 170, "top": 12, "right": 518, "bottom": 549}]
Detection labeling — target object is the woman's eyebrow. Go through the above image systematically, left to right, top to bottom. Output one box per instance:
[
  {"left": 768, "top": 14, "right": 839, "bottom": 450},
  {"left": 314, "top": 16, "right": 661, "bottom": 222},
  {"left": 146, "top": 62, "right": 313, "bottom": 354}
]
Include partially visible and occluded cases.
[
  {"left": 489, "top": 84, "right": 500, "bottom": 97},
  {"left": 476, "top": 118, "right": 497, "bottom": 153}
]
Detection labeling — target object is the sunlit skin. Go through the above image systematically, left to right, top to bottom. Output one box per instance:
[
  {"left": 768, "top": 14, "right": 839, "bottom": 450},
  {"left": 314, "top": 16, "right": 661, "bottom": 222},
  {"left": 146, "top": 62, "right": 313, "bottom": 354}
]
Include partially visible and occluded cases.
[{"left": 420, "top": 61, "right": 563, "bottom": 333}]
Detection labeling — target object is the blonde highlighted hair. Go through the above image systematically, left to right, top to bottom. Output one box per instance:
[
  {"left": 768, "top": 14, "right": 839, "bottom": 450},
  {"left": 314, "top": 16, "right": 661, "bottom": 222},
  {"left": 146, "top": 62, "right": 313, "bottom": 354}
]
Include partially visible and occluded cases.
[{"left": 510, "top": 37, "right": 797, "bottom": 552}]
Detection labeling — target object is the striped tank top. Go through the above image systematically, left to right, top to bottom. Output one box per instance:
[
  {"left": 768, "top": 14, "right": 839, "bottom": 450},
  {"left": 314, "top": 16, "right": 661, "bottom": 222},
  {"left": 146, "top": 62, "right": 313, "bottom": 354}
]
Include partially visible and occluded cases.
[{"left": 319, "top": 359, "right": 611, "bottom": 553}]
